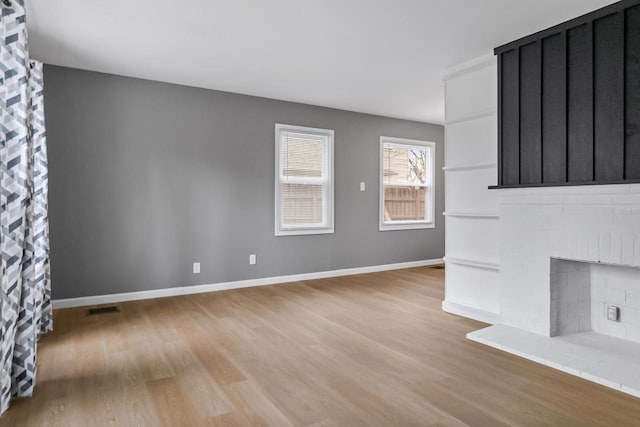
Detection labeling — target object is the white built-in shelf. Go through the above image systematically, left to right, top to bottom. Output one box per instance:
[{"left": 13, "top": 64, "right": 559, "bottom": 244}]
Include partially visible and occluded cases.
[
  {"left": 441, "top": 53, "right": 495, "bottom": 82},
  {"left": 444, "top": 109, "right": 496, "bottom": 126},
  {"left": 442, "top": 162, "right": 497, "bottom": 172},
  {"left": 443, "top": 211, "right": 500, "bottom": 219},
  {"left": 444, "top": 256, "right": 500, "bottom": 271}
]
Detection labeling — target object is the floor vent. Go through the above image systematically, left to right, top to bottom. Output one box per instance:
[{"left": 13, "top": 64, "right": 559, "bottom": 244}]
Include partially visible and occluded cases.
[
  {"left": 430, "top": 265, "right": 445, "bottom": 270},
  {"left": 86, "top": 305, "right": 121, "bottom": 316}
]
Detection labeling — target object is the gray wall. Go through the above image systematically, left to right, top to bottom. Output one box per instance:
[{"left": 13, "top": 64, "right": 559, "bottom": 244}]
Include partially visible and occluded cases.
[{"left": 44, "top": 65, "right": 444, "bottom": 300}]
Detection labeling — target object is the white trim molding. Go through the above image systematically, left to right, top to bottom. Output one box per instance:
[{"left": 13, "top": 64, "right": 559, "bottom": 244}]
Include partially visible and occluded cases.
[
  {"left": 275, "top": 123, "right": 335, "bottom": 236},
  {"left": 379, "top": 136, "right": 436, "bottom": 231},
  {"left": 52, "top": 258, "right": 444, "bottom": 309},
  {"left": 442, "top": 300, "right": 500, "bottom": 324}
]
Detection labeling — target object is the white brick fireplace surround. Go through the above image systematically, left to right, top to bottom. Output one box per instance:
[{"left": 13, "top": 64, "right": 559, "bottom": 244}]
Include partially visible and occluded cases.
[{"left": 468, "top": 183, "right": 640, "bottom": 398}]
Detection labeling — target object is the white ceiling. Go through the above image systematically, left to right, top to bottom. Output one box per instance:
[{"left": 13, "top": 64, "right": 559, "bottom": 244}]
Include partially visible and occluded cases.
[{"left": 26, "top": 0, "right": 616, "bottom": 124}]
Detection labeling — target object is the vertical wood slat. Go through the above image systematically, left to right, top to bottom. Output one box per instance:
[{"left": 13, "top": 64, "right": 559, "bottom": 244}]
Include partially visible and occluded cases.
[
  {"left": 626, "top": 5, "right": 640, "bottom": 179},
  {"left": 593, "top": 12, "right": 625, "bottom": 182},
  {"left": 567, "top": 23, "right": 594, "bottom": 183},
  {"left": 565, "top": 29, "right": 570, "bottom": 184},
  {"left": 542, "top": 32, "right": 567, "bottom": 183},
  {"left": 540, "top": 39, "right": 544, "bottom": 185},
  {"left": 519, "top": 41, "right": 542, "bottom": 185},
  {"left": 501, "top": 49, "right": 520, "bottom": 185},
  {"left": 497, "top": 54, "right": 503, "bottom": 186}
]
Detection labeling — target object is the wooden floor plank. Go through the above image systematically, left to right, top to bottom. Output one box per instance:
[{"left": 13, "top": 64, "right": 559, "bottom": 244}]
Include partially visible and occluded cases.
[
  {"left": 2, "top": 266, "right": 640, "bottom": 426},
  {"left": 146, "top": 376, "right": 200, "bottom": 427}
]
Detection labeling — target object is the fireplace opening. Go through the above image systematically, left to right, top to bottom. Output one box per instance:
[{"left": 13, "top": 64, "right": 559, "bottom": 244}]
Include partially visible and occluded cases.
[{"left": 550, "top": 258, "right": 640, "bottom": 343}]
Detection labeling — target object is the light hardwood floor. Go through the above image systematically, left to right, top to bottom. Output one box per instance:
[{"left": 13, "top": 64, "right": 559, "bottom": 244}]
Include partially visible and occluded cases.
[{"left": 3, "top": 266, "right": 640, "bottom": 426}]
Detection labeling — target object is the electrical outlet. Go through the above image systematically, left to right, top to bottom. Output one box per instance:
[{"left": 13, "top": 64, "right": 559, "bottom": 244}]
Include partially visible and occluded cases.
[
  {"left": 360, "top": 182, "right": 366, "bottom": 191},
  {"left": 249, "top": 254, "right": 257, "bottom": 265},
  {"left": 193, "top": 262, "right": 200, "bottom": 274},
  {"left": 607, "top": 305, "right": 620, "bottom": 322}
]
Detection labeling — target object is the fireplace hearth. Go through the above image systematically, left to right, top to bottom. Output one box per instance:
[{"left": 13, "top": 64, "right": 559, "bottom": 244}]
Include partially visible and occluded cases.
[{"left": 468, "top": 183, "right": 640, "bottom": 398}]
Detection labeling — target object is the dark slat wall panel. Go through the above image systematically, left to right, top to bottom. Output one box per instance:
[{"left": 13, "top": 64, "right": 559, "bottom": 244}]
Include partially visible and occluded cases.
[
  {"left": 494, "top": 0, "right": 640, "bottom": 188},
  {"left": 627, "top": 5, "right": 640, "bottom": 180},
  {"left": 594, "top": 13, "right": 625, "bottom": 182},
  {"left": 567, "top": 24, "right": 594, "bottom": 183},
  {"left": 542, "top": 33, "right": 567, "bottom": 183},
  {"left": 519, "top": 42, "right": 542, "bottom": 185},
  {"left": 501, "top": 49, "right": 520, "bottom": 185},
  {"left": 497, "top": 54, "right": 503, "bottom": 185}
]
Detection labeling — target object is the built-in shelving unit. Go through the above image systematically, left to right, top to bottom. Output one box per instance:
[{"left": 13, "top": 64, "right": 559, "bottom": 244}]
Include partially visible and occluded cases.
[
  {"left": 442, "top": 54, "right": 501, "bottom": 323},
  {"left": 444, "top": 109, "right": 496, "bottom": 126},
  {"left": 443, "top": 162, "right": 497, "bottom": 172},
  {"left": 443, "top": 211, "right": 500, "bottom": 219},
  {"left": 443, "top": 256, "right": 500, "bottom": 271}
]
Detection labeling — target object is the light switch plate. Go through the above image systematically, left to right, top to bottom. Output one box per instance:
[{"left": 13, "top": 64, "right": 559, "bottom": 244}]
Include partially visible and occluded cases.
[
  {"left": 360, "top": 182, "right": 366, "bottom": 191},
  {"left": 249, "top": 254, "right": 257, "bottom": 265},
  {"left": 193, "top": 262, "right": 200, "bottom": 274},
  {"left": 607, "top": 305, "right": 620, "bottom": 322}
]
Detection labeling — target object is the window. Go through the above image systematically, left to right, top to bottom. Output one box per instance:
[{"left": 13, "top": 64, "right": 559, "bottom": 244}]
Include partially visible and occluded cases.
[
  {"left": 275, "top": 124, "right": 334, "bottom": 236},
  {"left": 379, "top": 137, "right": 435, "bottom": 231}
]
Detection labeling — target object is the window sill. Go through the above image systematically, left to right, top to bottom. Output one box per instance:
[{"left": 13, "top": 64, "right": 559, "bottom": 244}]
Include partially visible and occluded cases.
[
  {"left": 379, "top": 222, "right": 434, "bottom": 232},
  {"left": 275, "top": 227, "right": 335, "bottom": 237}
]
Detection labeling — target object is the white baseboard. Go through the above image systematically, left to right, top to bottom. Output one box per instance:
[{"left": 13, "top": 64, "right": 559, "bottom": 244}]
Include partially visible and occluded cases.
[
  {"left": 52, "top": 258, "right": 443, "bottom": 309},
  {"left": 442, "top": 300, "right": 500, "bottom": 324}
]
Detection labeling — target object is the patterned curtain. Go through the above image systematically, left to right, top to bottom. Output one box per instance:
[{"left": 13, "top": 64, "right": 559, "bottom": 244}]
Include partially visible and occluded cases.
[{"left": 0, "top": 0, "right": 52, "bottom": 415}]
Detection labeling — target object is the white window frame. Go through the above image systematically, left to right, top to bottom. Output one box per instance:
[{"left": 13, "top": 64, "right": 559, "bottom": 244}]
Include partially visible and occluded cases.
[
  {"left": 275, "top": 123, "right": 334, "bottom": 236},
  {"left": 379, "top": 136, "right": 435, "bottom": 231}
]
